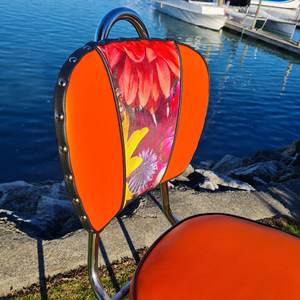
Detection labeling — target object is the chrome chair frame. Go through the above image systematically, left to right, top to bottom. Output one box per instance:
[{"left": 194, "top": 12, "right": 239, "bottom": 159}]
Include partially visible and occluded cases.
[
  {"left": 87, "top": 8, "right": 174, "bottom": 300},
  {"left": 88, "top": 182, "right": 177, "bottom": 300}
]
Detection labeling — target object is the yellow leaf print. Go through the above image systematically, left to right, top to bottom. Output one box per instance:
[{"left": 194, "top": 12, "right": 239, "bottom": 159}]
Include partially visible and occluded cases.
[{"left": 122, "top": 111, "right": 149, "bottom": 204}]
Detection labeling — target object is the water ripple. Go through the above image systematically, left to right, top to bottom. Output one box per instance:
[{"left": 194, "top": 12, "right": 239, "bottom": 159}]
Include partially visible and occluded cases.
[{"left": 0, "top": 0, "right": 300, "bottom": 182}]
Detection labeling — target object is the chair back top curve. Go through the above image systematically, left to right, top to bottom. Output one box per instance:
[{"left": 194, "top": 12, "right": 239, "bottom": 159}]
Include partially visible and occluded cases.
[{"left": 53, "top": 38, "right": 209, "bottom": 232}]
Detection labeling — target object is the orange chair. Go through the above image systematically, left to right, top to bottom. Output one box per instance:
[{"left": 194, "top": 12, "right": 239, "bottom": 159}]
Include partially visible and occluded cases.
[{"left": 53, "top": 7, "right": 300, "bottom": 300}]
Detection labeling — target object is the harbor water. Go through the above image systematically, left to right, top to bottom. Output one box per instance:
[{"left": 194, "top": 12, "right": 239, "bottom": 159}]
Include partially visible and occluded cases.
[{"left": 0, "top": 0, "right": 299, "bottom": 183}]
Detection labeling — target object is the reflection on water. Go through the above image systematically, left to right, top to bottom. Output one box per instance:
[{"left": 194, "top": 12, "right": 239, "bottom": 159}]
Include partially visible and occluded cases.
[
  {"left": 0, "top": 0, "right": 299, "bottom": 183},
  {"left": 281, "top": 62, "right": 293, "bottom": 92}
]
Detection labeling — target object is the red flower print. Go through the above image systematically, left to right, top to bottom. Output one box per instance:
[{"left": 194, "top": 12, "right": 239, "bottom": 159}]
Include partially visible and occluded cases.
[
  {"left": 98, "top": 40, "right": 180, "bottom": 114},
  {"left": 98, "top": 40, "right": 181, "bottom": 205}
]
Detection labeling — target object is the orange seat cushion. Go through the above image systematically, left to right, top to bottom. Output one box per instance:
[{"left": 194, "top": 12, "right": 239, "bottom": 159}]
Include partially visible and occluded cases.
[{"left": 130, "top": 214, "right": 300, "bottom": 299}]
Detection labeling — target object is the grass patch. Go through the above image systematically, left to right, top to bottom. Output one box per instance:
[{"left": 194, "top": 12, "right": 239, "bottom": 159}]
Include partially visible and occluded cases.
[
  {"left": 258, "top": 215, "right": 300, "bottom": 237},
  {"left": 2, "top": 217, "right": 300, "bottom": 300},
  {"left": 277, "top": 223, "right": 300, "bottom": 236},
  {"left": 2, "top": 249, "right": 147, "bottom": 300}
]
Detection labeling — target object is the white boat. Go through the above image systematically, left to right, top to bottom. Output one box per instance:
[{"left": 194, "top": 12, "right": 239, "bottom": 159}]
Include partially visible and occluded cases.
[
  {"left": 154, "top": 0, "right": 228, "bottom": 31},
  {"left": 250, "top": 0, "right": 300, "bottom": 9},
  {"left": 256, "top": 5, "right": 300, "bottom": 20},
  {"left": 226, "top": 6, "right": 297, "bottom": 37}
]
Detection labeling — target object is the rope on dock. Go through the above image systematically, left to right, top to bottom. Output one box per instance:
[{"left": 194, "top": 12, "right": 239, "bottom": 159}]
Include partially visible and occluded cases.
[{"left": 240, "top": 27, "right": 249, "bottom": 41}]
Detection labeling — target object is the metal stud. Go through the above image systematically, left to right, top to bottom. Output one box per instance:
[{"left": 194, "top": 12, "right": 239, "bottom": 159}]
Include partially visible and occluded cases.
[
  {"left": 84, "top": 45, "right": 91, "bottom": 50},
  {"left": 69, "top": 57, "right": 77, "bottom": 63},
  {"left": 58, "top": 79, "right": 67, "bottom": 86},
  {"left": 56, "top": 113, "right": 64, "bottom": 121},
  {"left": 59, "top": 146, "right": 68, "bottom": 153},
  {"left": 65, "top": 174, "right": 73, "bottom": 181},
  {"left": 72, "top": 198, "right": 80, "bottom": 204},
  {"left": 80, "top": 216, "right": 87, "bottom": 221}
]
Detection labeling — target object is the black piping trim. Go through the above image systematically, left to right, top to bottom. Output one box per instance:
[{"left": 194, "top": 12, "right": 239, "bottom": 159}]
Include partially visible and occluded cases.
[
  {"left": 54, "top": 38, "right": 209, "bottom": 233},
  {"left": 89, "top": 38, "right": 210, "bottom": 223},
  {"left": 92, "top": 38, "right": 189, "bottom": 213},
  {"left": 158, "top": 41, "right": 183, "bottom": 185},
  {"left": 53, "top": 42, "right": 99, "bottom": 233},
  {"left": 94, "top": 46, "right": 127, "bottom": 216},
  {"left": 132, "top": 212, "right": 300, "bottom": 300}
]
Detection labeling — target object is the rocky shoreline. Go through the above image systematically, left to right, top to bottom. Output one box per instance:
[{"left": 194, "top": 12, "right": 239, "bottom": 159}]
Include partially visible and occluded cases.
[{"left": 0, "top": 140, "right": 299, "bottom": 240}]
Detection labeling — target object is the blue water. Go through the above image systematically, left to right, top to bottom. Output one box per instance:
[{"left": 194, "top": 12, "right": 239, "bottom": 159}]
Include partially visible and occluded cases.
[{"left": 0, "top": 0, "right": 299, "bottom": 183}]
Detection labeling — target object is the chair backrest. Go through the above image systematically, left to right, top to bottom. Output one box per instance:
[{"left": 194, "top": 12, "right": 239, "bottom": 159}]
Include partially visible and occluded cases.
[{"left": 53, "top": 38, "right": 209, "bottom": 233}]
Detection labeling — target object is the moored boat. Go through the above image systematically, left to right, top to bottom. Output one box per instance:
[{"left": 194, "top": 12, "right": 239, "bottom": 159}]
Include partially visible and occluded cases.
[
  {"left": 154, "top": 0, "right": 228, "bottom": 31},
  {"left": 250, "top": 0, "right": 300, "bottom": 9},
  {"left": 225, "top": 6, "right": 297, "bottom": 37}
]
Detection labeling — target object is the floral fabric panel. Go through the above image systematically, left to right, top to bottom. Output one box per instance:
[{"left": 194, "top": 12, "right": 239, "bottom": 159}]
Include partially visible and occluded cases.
[{"left": 98, "top": 40, "right": 180, "bottom": 206}]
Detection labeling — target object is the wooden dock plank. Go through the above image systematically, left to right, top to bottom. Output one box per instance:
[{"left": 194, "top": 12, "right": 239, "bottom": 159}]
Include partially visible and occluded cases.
[{"left": 224, "top": 20, "right": 300, "bottom": 56}]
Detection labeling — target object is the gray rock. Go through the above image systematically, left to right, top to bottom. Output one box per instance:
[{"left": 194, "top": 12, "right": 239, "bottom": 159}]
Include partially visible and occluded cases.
[
  {"left": 278, "top": 140, "right": 300, "bottom": 157},
  {"left": 249, "top": 149, "right": 293, "bottom": 166},
  {"left": 291, "top": 153, "right": 300, "bottom": 167},
  {"left": 212, "top": 155, "right": 244, "bottom": 175},
  {"left": 195, "top": 160, "right": 216, "bottom": 170},
  {"left": 229, "top": 161, "right": 286, "bottom": 185},
  {"left": 181, "top": 164, "right": 194, "bottom": 177},
  {"left": 195, "top": 169, "right": 255, "bottom": 191},
  {"left": 278, "top": 173, "right": 294, "bottom": 182},
  {"left": 174, "top": 175, "right": 190, "bottom": 182},
  {"left": 253, "top": 176, "right": 267, "bottom": 185},
  {"left": 198, "top": 177, "right": 219, "bottom": 191},
  {"left": 0, "top": 181, "right": 32, "bottom": 194},
  {"left": 0, "top": 181, "right": 75, "bottom": 238},
  {"left": 48, "top": 182, "right": 69, "bottom": 201},
  {"left": 167, "top": 182, "right": 175, "bottom": 189},
  {"left": 0, "top": 186, "right": 47, "bottom": 214},
  {"left": 36, "top": 196, "right": 74, "bottom": 223},
  {"left": 0, "top": 209, "right": 55, "bottom": 238},
  {"left": 56, "top": 214, "right": 82, "bottom": 237}
]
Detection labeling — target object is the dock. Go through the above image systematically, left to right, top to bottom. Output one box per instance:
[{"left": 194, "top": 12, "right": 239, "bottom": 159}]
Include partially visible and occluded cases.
[{"left": 224, "top": 19, "right": 300, "bottom": 56}]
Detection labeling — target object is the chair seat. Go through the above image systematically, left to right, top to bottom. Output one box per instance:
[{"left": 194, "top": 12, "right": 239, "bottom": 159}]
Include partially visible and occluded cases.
[{"left": 129, "top": 214, "right": 300, "bottom": 300}]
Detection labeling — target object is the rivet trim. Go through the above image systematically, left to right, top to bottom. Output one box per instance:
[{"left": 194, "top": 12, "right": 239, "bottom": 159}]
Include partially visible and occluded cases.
[
  {"left": 84, "top": 45, "right": 91, "bottom": 50},
  {"left": 69, "top": 57, "right": 77, "bottom": 63},
  {"left": 58, "top": 79, "right": 67, "bottom": 86},
  {"left": 56, "top": 113, "right": 64, "bottom": 121},
  {"left": 59, "top": 145, "right": 68, "bottom": 153},
  {"left": 65, "top": 174, "right": 73, "bottom": 181},
  {"left": 72, "top": 198, "right": 80, "bottom": 204},
  {"left": 81, "top": 216, "right": 87, "bottom": 221}
]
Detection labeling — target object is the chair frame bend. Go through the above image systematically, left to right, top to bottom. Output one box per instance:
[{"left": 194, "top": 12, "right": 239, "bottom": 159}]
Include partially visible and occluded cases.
[
  {"left": 94, "top": 7, "right": 150, "bottom": 42},
  {"left": 88, "top": 182, "right": 178, "bottom": 300},
  {"left": 88, "top": 232, "right": 132, "bottom": 300}
]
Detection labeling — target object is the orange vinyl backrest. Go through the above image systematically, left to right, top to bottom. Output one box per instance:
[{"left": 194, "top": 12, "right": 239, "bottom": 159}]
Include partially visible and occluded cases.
[{"left": 53, "top": 39, "right": 209, "bottom": 232}]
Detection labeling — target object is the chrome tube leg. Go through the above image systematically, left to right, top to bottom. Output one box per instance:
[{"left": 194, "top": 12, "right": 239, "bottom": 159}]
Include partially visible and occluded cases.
[
  {"left": 160, "top": 182, "right": 179, "bottom": 226},
  {"left": 88, "top": 233, "right": 111, "bottom": 300},
  {"left": 88, "top": 233, "right": 131, "bottom": 300}
]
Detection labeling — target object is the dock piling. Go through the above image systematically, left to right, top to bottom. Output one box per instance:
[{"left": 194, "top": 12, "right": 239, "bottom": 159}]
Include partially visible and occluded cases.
[{"left": 251, "top": 0, "right": 263, "bottom": 30}]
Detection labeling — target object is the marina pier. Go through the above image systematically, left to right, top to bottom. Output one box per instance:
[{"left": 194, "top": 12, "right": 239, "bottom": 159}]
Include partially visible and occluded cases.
[{"left": 224, "top": 19, "right": 300, "bottom": 56}]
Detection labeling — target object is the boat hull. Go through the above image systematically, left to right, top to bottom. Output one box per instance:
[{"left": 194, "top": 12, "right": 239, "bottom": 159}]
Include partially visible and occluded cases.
[
  {"left": 155, "top": 0, "right": 227, "bottom": 31},
  {"left": 250, "top": 0, "right": 300, "bottom": 9},
  {"left": 226, "top": 7, "right": 297, "bottom": 37}
]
